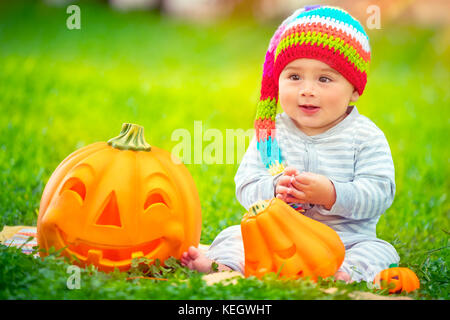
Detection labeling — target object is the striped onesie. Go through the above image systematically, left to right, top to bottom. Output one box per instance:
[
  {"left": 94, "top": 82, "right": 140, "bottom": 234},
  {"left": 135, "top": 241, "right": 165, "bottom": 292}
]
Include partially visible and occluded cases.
[{"left": 205, "top": 106, "right": 400, "bottom": 282}]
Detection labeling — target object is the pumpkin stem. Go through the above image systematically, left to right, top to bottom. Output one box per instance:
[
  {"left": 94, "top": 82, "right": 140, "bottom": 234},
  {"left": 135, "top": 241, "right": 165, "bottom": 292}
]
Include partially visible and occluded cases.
[
  {"left": 107, "top": 123, "right": 151, "bottom": 152},
  {"left": 249, "top": 200, "right": 270, "bottom": 216}
]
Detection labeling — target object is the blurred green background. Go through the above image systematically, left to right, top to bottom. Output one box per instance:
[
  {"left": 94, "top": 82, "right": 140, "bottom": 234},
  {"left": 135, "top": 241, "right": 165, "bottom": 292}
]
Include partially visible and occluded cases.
[{"left": 0, "top": 0, "right": 448, "bottom": 299}]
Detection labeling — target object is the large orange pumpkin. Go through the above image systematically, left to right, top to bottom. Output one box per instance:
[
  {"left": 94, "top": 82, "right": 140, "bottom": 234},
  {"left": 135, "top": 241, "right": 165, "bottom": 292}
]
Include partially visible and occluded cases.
[
  {"left": 37, "top": 123, "right": 202, "bottom": 272},
  {"left": 241, "top": 198, "right": 345, "bottom": 281},
  {"left": 373, "top": 265, "right": 420, "bottom": 294}
]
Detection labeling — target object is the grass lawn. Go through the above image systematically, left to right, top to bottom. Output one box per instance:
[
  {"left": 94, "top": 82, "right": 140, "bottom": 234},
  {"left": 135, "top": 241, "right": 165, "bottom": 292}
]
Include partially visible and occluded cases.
[{"left": 0, "top": 0, "right": 448, "bottom": 299}]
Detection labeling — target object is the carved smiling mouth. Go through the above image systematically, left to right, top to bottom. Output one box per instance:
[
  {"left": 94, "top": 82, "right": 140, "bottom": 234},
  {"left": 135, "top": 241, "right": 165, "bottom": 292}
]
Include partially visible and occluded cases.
[{"left": 57, "top": 228, "right": 162, "bottom": 262}]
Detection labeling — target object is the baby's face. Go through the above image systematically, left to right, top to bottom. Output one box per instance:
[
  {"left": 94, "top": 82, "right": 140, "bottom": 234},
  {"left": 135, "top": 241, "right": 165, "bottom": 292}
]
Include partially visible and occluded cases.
[{"left": 278, "top": 58, "right": 360, "bottom": 136}]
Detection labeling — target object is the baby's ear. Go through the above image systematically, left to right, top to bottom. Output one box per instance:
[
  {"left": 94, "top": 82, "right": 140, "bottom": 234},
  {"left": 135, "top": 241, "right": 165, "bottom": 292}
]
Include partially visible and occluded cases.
[{"left": 350, "top": 88, "right": 360, "bottom": 103}]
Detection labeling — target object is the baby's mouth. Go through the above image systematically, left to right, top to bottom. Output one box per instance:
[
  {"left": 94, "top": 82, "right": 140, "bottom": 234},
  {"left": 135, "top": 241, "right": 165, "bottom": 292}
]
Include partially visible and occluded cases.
[
  {"left": 299, "top": 104, "right": 320, "bottom": 110},
  {"left": 299, "top": 104, "right": 320, "bottom": 113}
]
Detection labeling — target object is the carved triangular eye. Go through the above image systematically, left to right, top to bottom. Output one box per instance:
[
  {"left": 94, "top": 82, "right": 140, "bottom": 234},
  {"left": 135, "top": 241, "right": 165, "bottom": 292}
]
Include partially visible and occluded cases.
[
  {"left": 60, "top": 177, "right": 86, "bottom": 201},
  {"left": 96, "top": 191, "right": 121, "bottom": 227},
  {"left": 144, "top": 193, "right": 167, "bottom": 210}
]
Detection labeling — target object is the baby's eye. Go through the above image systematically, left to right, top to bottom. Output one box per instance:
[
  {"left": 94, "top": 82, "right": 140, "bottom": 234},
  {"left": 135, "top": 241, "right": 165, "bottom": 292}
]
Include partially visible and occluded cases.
[
  {"left": 289, "top": 74, "right": 300, "bottom": 81},
  {"left": 319, "top": 76, "right": 331, "bottom": 83}
]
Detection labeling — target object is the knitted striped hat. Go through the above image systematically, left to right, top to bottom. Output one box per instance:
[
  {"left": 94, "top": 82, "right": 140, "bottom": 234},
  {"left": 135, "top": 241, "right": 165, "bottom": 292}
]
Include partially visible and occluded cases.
[{"left": 255, "top": 5, "right": 371, "bottom": 176}]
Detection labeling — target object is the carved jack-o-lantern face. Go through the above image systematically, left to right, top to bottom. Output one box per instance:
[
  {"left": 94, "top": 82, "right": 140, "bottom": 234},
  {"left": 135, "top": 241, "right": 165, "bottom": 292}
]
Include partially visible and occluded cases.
[
  {"left": 37, "top": 123, "right": 202, "bottom": 272},
  {"left": 241, "top": 198, "right": 345, "bottom": 281},
  {"left": 373, "top": 266, "right": 420, "bottom": 294}
]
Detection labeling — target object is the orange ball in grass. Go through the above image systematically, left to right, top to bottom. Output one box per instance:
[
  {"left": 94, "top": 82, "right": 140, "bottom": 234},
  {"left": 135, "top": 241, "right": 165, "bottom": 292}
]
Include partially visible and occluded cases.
[
  {"left": 37, "top": 123, "right": 202, "bottom": 272},
  {"left": 241, "top": 198, "right": 345, "bottom": 281},
  {"left": 373, "top": 265, "right": 420, "bottom": 294}
]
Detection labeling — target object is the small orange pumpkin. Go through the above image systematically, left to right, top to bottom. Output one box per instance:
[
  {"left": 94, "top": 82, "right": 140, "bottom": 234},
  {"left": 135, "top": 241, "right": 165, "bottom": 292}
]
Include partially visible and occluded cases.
[
  {"left": 37, "top": 123, "right": 202, "bottom": 272},
  {"left": 240, "top": 198, "right": 345, "bottom": 281},
  {"left": 373, "top": 265, "right": 420, "bottom": 294}
]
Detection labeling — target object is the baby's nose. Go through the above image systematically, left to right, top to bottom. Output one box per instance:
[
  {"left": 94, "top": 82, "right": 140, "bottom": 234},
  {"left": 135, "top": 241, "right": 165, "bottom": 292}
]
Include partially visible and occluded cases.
[{"left": 298, "top": 83, "right": 316, "bottom": 96}]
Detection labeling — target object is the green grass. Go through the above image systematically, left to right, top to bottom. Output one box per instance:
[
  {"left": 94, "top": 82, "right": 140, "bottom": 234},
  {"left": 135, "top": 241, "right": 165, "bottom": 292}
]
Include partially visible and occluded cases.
[{"left": 0, "top": 0, "right": 448, "bottom": 299}]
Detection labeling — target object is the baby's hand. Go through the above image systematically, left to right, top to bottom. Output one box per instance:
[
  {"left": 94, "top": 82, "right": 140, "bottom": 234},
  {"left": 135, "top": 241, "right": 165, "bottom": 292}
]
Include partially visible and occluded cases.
[
  {"left": 275, "top": 166, "right": 300, "bottom": 203},
  {"left": 276, "top": 171, "right": 336, "bottom": 209},
  {"left": 287, "top": 172, "right": 336, "bottom": 209}
]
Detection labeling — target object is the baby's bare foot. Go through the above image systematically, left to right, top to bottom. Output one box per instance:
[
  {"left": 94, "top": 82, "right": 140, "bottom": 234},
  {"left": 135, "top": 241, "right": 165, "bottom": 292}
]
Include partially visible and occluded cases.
[
  {"left": 181, "top": 246, "right": 231, "bottom": 273},
  {"left": 334, "top": 271, "right": 353, "bottom": 283}
]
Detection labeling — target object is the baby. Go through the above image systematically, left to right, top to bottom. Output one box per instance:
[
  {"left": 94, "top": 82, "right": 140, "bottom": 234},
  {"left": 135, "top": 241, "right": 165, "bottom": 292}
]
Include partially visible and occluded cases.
[{"left": 181, "top": 5, "right": 399, "bottom": 283}]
